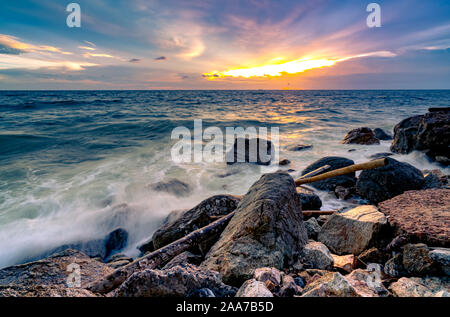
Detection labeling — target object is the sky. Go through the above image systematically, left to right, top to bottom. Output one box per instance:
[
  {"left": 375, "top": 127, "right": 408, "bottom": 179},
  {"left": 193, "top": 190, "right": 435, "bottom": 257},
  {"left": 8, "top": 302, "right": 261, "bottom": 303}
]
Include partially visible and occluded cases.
[{"left": 0, "top": 0, "right": 449, "bottom": 90}]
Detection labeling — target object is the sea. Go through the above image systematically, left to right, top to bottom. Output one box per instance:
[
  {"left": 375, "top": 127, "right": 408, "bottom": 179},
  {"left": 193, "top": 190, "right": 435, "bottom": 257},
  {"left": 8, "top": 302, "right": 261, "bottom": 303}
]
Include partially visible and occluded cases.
[{"left": 0, "top": 90, "right": 449, "bottom": 268}]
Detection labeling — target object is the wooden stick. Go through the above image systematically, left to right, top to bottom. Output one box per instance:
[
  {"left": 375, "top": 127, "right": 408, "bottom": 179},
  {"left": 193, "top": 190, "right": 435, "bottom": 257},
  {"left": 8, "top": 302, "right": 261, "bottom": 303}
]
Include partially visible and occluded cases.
[
  {"left": 295, "top": 158, "right": 387, "bottom": 186},
  {"left": 299, "top": 164, "right": 331, "bottom": 180},
  {"left": 88, "top": 211, "right": 236, "bottom": 294}
]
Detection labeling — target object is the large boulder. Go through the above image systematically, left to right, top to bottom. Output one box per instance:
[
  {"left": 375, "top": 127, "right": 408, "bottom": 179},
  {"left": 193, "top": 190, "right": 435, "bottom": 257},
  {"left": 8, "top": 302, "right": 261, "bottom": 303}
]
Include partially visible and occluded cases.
[
  {"left": 391, "top": 110, "right": 450, "bottom": 165},
  {"left": 341, "top": 127, "right": 380, "bottom": 145},
  {"left": 226, "top": 137, "right": 274, "bottom": 165},
  {"left": 301, "top": 157, "right": 356, "bottom": 191},
  {"left": 356, "top": 157, "right": 425, "bottom": 204},
  {"left": 201, "top": 173, "right": 308, "bottom": 286},
  {"left": 378, "top": 189, "right": 450, "bottom": 247},
  {"left": 139, "top": 194, "right": 241, "bottom": 253},
  {"left": 318, "top": 205, "right": 388, "bottom": 255},
  {"left": 0, "top": 249, "right": 113, "bottom": 297},
  {"left": 114, "top": 264, "right": 236, "bottom": 297},
  {"left": 301, "top": 272, "right": 359, "bottom": 297},
  {"left": 390, "top": 277, "right": 450, "bottom": 297}
]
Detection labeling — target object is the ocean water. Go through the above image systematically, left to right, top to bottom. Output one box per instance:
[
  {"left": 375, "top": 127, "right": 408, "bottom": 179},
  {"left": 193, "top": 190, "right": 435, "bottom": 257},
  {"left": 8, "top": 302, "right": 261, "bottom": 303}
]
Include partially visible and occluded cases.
[{"left": 0, "top": 90, "right": 449, "bottom": 268}]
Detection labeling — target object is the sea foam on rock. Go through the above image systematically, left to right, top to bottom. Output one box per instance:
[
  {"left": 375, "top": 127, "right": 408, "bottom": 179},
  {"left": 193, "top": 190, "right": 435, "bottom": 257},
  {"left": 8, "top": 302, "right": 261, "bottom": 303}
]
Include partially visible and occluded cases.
[{"left": 201, "top": 172, "right": 308, "bottom": 286}]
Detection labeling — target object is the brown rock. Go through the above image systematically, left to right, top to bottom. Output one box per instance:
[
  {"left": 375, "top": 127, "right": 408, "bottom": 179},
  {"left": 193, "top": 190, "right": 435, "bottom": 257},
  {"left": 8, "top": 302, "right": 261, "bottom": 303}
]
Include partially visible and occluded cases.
[
  {"left": 341, "top": 127, "right": 380, "bottom": 145},
  {"left": 402, "top": 243, "right": 436, "bottom": 275},
  {"left": 332, "top": 254, "right": 355, "bottom": 273},
  {"left": 301, "top": 272, "right": 360, "bottom": 297},
  {"left": 390, "top": 277, "right": 450, "bottom": 297}
]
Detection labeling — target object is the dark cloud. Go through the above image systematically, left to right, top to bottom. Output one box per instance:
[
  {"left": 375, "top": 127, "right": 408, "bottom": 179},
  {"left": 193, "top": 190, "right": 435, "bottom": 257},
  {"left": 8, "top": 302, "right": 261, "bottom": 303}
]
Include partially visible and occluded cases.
[
  {"left": 0, "top": 44, "right": 25, "bottom": 55},
  {"left": 154, "top": 56, "right": 167, "bottom": 61},
  {"left": 128, "top": 58, "right": 141, "bottom": 63}
]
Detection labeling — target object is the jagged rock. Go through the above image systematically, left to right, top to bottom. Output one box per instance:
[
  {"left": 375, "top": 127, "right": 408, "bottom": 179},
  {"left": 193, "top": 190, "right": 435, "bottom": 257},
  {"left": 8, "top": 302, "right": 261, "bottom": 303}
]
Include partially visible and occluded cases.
[
  {"left": 391, "top": 110, "right": 450, "bottom": 165},
  {"left": 341, "top": 127, "right": 380, "bottom": 145},
  {"left": 373, "top": 128, "right": 393, "bottom": 140},
  {"left": 226, "top": 137, "right": 273, "bottom": 165},
  {"left": 287, "top": 144, "right": 313, "bottom": 151},
  {"left": 301, "top": 157, "right": 356, "bottom": 191},
  {"left": 356, "top": 157, "right": 425, "bottom": 204},
  {"left": 201, "top": 173, "right": 308, "bottom": 286},
  {"left": 149, "top": 178, "right": 192, "bottom": 197},
  {"left": 296, "top": 187, "right": 322, "bottom": 210},
  {"left": 378, "top": 189, "right": 450, "bottom": 247},
  {"left": 140, "top": 194, "right": 241, "bottom": 253},
  {"left": 318, "top": 205, "right": 388, "bottom": 255},
  {"left": 304, "top": 217, "right": 321, "bottom": 240},
  {"left": 302, "top": 241, "right": 334, "bottom": 270},
  {"left": 402, "top": 244, "right": 436, "bottom": 276},
  {"left": 357, "top": 247, "right": 386, "bottom": 265},
  {"left": 429, "top": 248, "right": 450, "bottom": 275},
  {"left": 0, "top": 249, "right": 113, "bottom": 297},
  {"left": 162, "top": 251, "right": 203, "bottom": 270},
  {"left": 384, "top": 253, "right": 406, "bottom": 277},
  {"left": 332, "top": 254, "right": 355, "bottom": 273},
  {"left": 114, "top": 264, "right": 236, "bottom": 297},
  {"left": 254, "top": 267, "right": 282, "bottom": 291},
  {"left": 345, "top": 269, "right": 389, "bottom": 297},
  {"left": 301, "top": 272, "right": 359, "bottom": 297},
  {"left": 276, "top": 274, "right": 302, "bottom": 297},
  {"left": 390, "top": 277, "right": 450, "bottom": 297},
  {"left": 235, "top": 279, "right": 274, "bottom": 297}
]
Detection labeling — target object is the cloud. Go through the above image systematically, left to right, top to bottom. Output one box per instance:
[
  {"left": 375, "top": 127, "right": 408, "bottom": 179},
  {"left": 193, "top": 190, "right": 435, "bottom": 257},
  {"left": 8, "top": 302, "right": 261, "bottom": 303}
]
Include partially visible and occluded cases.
[
  {"left": 0, "top": 34, "right": 72, "bottom": 55},
  {"left": 0, "top": 44, "right": 25, "bottom": 55},
  {"left": 79, "top": 46, "right": 96, "bottom": 51},
  {"left": 154, "top": 56, "right": 167, "bottom": 61},
  {"left": 129, "top": 58, "right": 141, "bottom": 63}
]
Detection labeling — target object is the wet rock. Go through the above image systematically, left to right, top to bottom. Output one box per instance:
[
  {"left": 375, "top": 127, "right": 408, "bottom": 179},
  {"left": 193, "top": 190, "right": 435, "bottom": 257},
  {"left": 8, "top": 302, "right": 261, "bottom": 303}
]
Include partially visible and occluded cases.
[
  {"left": 391, "top": 110, "right": 450, "bottom": 165},
  {"left": 341, "top": 127, "right": 380, "bottom": 145},
  {"left": 373, "top": 128, "right": 393, "bottom": 140},
  {"left": 226, "top": 137, "right": 274, "bottom": 165},
  {"left": 287, "top": 144, "right": 313, "bottom": 151},
  {"left": 368, "top": 152, "right": 393, "bottom": 159},
  {"left": 301, "top": 157, "right": 356, "bottom": 191},
  {"left": 356, "top": 157, "right": 425, "bottom": 204},
  {"left": 279, "top": 158, "right": 291, "bottom": 166},
  {"left": 423, "top": 169, "right": 448, "bottom": 189},
  {"left": 201, "top": 173, "right": 308, "bottom": 286},
  {"left": 149, "top": 179, "right": 192, "bottom": 197},
  {"left": 296, "top": 187, "right": 322, "bottom": 210},
  {"left": 378, "top": 189, "right": 450, "bottom": 247},
  {"left": 143, "top": 194, "right": 241, "bottom": 253},
  {"left": 318, "top": 205, "right": 388, "bottom": 255},
  {"left": 304, "top": 217, "right": 321, "bottom": 240},
  {"left": 105, "top": 228, "right": 128, "bottom": 259},
  {"left": 302, "top": 241, "right": 334, "bottom": 270},
  {"left": 402, "top": 244, "right": 436, "bottom": 276},
  {"left": 429, "top": 248, "right": 450, "bottom": 275},
  {"left": 0, "top": 249, "right": 113, "bottom": 297},
  {"left": 162, "top": 251, "right": 203, "bottom": 270},
  {"left": 384, "top": 253, "right": 406, "bottom": 277},
  {"left": 332, "top": 254, "right": 355, "bottom": 273},
  {"left": 114, "top": 264, "right": 236, "bottom": 297},
  {"left": 254, "top": 267, "right": 282, "bottom": 291},
  {"left": 345, "top": 269, "right": 389, "bottom": 297},
  {"left": 301, "top": 272, "right": 359, "bottom": 297},
  {"left": 390, "top": 277, "right": 450, "bottom": 297},
  {"left": 235, "top": 279, "right": 273, "bottom": 297}
]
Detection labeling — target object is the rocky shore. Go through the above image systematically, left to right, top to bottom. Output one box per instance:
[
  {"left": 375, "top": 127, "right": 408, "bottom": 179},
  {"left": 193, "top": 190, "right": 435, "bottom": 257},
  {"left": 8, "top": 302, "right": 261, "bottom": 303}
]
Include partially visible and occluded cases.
[{"left": 0, "top": 108, "right": 449, "bottom": 297}]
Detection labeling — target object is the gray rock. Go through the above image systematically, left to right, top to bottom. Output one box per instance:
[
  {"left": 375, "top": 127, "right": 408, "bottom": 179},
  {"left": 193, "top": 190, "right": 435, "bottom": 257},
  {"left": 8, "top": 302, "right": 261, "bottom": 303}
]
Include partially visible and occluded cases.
[
  {"left": 341, "top": 127, "right": 380, "bottom": 145},
  {"left": 373, "top": 128, "right": 393, "bottom": 140},
  {"left": 301, "top": 157, "right": 356, "bottom": 191},
  {"left": 356, "top": 157, "right": 425, "bottom": 204},
  {"left": 201, "top": 172, "right": 308, "bottom": 286},
  {"left": 149, "top": 178, "right": 192, "bottom": 197},
  {"left": 141, "top": 194, "right": 241, "bottom": 253},
  {"left": 318, "top": 205, "right": 388, "bottom": 255},
  {"left": 304, "top": 217, "right": 321, "bottom": 240},
  {"left": 302, "top": 241, "right": 334, "bottom": 270},
  {"left": 429, "top": 248, "right": 450, "bottom": 275},
  {"left": 162, "top": 251, "right": 203, "bottom": 270},
  {"left": 384, "top": 253, "right": 406, "bottom": 277},
  {"left": 114, "top": 264, "right": 236, "bottom": 297},
  {"left": 345, "top": 268, "right": 389, "bottom": 297},
  {"left": 390, "top": 277, "right": 450, "bottom": 297},
  {"left": 235, "top": 279, "right": 273, "bottom": 297}
]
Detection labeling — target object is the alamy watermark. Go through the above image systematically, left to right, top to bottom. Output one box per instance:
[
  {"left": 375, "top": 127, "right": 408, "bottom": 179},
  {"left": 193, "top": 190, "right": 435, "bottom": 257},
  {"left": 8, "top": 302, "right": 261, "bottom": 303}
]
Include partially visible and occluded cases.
[
  {"left": 66, "top": 3, "right": 81, "bottom": 28},
  {"left": 367, "top": 3, "right": 381, "bottom": 28},
  {"left": 66, "top": 263, "right": 81, "bottom": 288}
]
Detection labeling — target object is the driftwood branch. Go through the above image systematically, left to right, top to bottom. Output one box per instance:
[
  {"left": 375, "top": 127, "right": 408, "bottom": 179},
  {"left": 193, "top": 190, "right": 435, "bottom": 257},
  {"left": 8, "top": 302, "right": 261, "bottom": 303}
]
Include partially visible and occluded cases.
[
  {"left": 295, "top": 158, "right": 387, "bottom": 186},
  {"left": 88, "top": 211, "right": 236, "bottom": 294}
]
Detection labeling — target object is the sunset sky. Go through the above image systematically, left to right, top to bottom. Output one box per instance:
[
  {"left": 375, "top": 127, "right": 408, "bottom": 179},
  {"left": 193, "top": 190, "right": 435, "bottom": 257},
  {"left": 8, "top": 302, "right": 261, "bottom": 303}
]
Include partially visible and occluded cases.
[{"left": 0, "top": 0, "right": 449, "bottom": 89}]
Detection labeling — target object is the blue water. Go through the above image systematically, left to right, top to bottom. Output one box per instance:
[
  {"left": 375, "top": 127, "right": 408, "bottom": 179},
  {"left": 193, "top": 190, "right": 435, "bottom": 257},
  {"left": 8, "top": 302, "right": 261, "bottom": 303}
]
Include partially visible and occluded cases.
[{"left": 0, "top": 90, "right": 449, "bottom": 268}]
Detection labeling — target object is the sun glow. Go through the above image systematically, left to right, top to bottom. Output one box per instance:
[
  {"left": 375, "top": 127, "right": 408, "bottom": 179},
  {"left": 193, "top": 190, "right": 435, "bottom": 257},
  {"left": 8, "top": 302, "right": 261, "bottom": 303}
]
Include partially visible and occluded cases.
[{"left": 204, "top": 57, "right": 336, "bottom": 79}]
